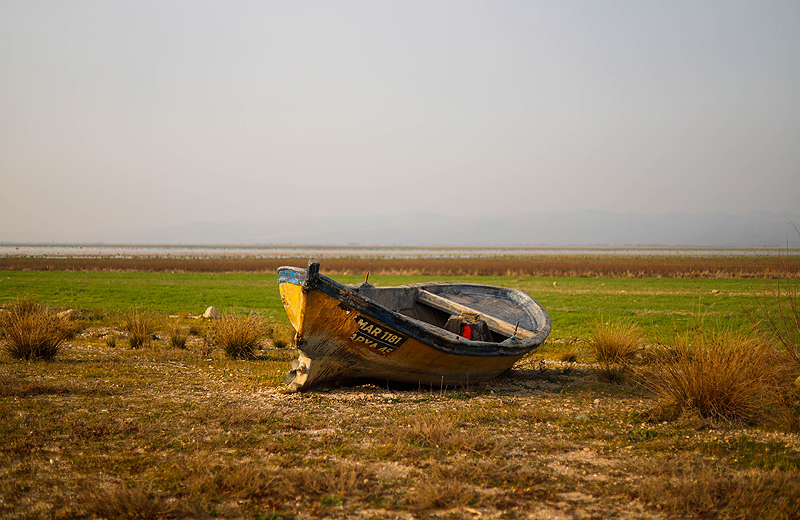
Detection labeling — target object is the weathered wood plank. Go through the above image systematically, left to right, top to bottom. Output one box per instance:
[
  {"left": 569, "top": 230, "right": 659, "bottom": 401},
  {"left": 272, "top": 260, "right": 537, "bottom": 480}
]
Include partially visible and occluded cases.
[{"left": 416, "top": 290, "right": 533, "bottom": 339}]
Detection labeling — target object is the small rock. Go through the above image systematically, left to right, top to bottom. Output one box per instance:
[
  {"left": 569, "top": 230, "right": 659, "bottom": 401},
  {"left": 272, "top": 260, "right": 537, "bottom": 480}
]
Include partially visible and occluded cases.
[
  {"left": 711, "top": 289, "right": 721, "bottom": 295},
  {"left": 202, "top": 306, "right": 219, "bottom": 319},
  {"left": 58, "top": 309, "right": 81, "bottom": 320}
]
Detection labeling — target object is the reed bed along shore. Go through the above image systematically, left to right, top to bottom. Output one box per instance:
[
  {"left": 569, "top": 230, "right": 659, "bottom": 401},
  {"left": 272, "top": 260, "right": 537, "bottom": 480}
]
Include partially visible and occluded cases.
[{"left": 2, "top": 254, "right": 799, "bottom": 278}]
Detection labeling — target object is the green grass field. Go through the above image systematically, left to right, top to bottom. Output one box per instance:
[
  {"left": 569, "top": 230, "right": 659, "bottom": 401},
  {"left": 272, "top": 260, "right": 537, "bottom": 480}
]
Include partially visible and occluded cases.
[{"left": 0, "top": 269, "right": 769, "bottom": 342}]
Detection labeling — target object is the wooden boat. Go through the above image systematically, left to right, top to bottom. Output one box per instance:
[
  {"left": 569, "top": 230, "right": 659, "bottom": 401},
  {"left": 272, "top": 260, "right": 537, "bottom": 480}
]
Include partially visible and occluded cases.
[{"left": 278, "top": 260, "right": 551, "bottom": 391}]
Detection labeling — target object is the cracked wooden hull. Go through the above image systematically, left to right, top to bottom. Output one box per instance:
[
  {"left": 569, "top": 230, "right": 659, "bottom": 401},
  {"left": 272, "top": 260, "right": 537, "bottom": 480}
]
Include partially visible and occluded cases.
[{"left": 278, "top": 261, "right": 551, "bottom": 391}]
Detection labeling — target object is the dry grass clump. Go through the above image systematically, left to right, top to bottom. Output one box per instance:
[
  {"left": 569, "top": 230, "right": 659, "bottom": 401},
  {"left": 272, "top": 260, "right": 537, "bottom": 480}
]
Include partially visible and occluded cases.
[
  {"left": 0, "top": 299, "right": 72, "bottom": 360},
  {"left": 84, "top": 308, "right": 106, "bottom": 321},
  {"left": 121, "top": 309, "right": 156, "bottom": 349},
  {"left": 214, "top": 314, "right": 266, "bottom": 359},
  {"left": 590, "top": 320, "right": 644, "bottom": 382},
  {"left": 188, "top": 324, "right": 205, "bottom": 336},
  {"left": 269, "top": 324, "right": 295, "bottom": 349},
  {"left": 167, "top": 325, "right": 189, "bottom": 349},
  {"left": 637, "top": 327, "right": 794, "bottom": 425},
  {"left": 559, "top": 347, "right": 579, "bottom": 363},
  {"left": 392, "top": 412, "right": 498, "bottom": 456},
  {"left": 403, "top": 413, "right": 463, "bottom": 448},
  {"left": 173, "top": 452, "right": 372, "bottom": 510},
  {"left": 177, "top": 453, "right": 279, "bottom": 500},
  {"left": 635, "top": 457, "right": 800, "bottom": 519},
  {"left": 285, "top": 462, "right": 373, "bottom": 501},
  {"left": 407, "top": 478, "right": 477, "bottom": 510},
  {"left": 88, "top": 484, "right": 199, "bottom": 519}
]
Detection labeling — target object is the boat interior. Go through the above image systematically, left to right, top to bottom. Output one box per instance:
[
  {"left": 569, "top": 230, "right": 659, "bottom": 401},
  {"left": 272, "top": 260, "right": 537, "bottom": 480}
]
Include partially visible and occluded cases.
[{"left": 350, "top": 282, "right": 531, "bottom": 343}]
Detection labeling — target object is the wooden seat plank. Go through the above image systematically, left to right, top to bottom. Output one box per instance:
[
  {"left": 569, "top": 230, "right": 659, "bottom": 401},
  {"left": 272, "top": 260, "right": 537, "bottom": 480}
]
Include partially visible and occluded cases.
[{"left": 416, "top": 290, "right": 533, "bottom": 339}]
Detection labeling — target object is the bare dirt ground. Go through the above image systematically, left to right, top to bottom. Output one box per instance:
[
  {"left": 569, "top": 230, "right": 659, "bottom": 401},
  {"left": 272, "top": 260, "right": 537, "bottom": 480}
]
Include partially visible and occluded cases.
[{"left": 2, "top": 329, "right": 800, "bottom": 519}]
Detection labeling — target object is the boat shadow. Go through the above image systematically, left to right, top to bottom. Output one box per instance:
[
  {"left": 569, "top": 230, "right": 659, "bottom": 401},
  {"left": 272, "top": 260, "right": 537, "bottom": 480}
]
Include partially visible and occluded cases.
[{"left": 300, "top": 360, "right": 598, "bottom": 394}]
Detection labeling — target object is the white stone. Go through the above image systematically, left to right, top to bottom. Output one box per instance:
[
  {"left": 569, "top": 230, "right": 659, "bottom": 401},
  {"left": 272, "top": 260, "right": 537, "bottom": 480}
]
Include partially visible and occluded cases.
[
  {"left": 202, "top": 306, "right": 219, "bottom": 319},
  {"left": 58, "top": 309, "right": 81, "bottom": 320}
]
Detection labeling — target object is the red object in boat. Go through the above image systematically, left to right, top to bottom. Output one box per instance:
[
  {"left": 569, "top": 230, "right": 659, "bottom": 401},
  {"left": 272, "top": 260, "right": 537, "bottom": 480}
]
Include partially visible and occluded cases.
[{"left": 462, "top": 325, "right": 472, "bottom": 340}]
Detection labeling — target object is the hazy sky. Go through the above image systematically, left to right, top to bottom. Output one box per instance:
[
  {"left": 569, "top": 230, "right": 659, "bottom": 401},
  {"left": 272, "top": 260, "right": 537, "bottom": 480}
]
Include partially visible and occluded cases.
[{"left": 1, "top": 1, "right": 799, "bottom": 242}]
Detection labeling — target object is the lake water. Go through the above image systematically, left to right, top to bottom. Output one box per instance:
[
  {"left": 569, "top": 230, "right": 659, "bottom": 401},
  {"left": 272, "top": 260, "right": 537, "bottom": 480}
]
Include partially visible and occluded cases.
[{"left": 0, "top": 245, "right": 791, "bottom": 259}]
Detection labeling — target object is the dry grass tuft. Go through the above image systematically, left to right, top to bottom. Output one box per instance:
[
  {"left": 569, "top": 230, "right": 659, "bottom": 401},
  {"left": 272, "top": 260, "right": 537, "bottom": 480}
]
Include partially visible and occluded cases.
[
  {"left": 0, "top": 298, "right": 72, "bottom": 360},
  {"left": 84, "top": 307, "right": 106, "bottom": 321},
  {"left": 121, "top": 309, "right": 156, "bottom": 349},
  {"left": 214, "top": 313, "right": 266, "bottom": 359},
  {"left": 590, "top": 320, "right": 644, "bottom": 382},
  {"left": 167, "top": 324, "right": 189, "bottom": 349},
  {"left": 188, "top": 324, "right": 205, "bottom": 336},
  {"left": 269, "top": 324, "right": 295, "bottom": 349},
  {"left": 637, "top": 327, "right": 795, "bottom": 425},
  {"left": 559, "top": 346, "right": 580, "bottom": 363},
  {"left": 393, "top": 412, "right": 498, "bottom": 456},
  {"left": 401, "top": 413, "right": 462, "bottom": 448},
  {"left": 177, "top": 451, "right": 372, "bottom": 507},
  {"left": 179, "top": 452, "right": 279, "bottom": 500},
  {"left": 635, "top": 457, "right": 800, "bottom": 519},
  {"left": 452, "top": 458, "right": 547, "bottom": 490},
  {"left": 285, "top": 462, "right": 373, "bottom": 500},
  {"left": 406, "top": 477, "right": 477, "bottom": 510},
  {"left": 87, "top": 484, "right": 197, "bottom": 519}
]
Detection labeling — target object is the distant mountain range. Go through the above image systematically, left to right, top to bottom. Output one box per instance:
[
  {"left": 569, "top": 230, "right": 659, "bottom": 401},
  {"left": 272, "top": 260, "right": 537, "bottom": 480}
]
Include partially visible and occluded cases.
[{"left": 120, "top": 211, "right": 800, "bottom": 248}]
